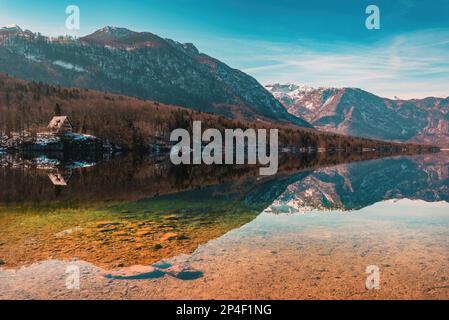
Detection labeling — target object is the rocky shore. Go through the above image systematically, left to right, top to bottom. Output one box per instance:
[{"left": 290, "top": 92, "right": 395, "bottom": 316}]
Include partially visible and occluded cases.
[{"left": 0, "top": 131, "right": 107, "bottom": 153}]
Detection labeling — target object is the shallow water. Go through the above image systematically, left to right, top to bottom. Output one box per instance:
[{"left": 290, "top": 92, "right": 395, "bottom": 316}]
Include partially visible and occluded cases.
[{"left": 0, "top": 152, "right": 448, "bottom": 299}]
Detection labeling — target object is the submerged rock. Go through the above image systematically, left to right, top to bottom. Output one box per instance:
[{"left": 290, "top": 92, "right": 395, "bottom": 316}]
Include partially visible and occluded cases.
[
  {"left": 95, "top": 221, "right": 122, "bottom": 228},
  {"left": 55, "top": 226, "right": 83, "bottom": 238},
  {"left": 160, "top": 232, "right": 178, "bottom": 242},
  {"left": 104, "top": 265, "right": 165, "bottom": 280}
]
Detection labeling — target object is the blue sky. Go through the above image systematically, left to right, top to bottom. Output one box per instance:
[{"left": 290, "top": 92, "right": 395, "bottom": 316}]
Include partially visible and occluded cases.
[{"left": 1, "top": 0, "right": 449, "bottom": 98}]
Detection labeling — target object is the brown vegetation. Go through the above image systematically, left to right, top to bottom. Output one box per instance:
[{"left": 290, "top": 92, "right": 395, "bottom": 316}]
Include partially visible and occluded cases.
[{"left": 0, "top": 73, "right": 435, "bottom": 151}]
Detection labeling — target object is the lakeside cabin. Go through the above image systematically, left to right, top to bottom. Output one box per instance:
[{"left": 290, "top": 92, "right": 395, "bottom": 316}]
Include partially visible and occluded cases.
[
  {"left": 48, "top": 116, "right": 73, "bottom": 135},
  {"left": 48, "top": 171, "right": 73, "bottom": 186}
]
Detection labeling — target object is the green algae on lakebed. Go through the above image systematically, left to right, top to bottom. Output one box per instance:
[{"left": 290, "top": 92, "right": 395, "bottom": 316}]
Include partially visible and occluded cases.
[{"left": 0, "top": 195, "right": 261, "bottom": 269}]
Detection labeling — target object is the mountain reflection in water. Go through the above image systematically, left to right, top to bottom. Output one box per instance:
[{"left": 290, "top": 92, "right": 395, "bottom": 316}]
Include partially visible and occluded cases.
[{"left": 0, "top": 152, "right": 448, "bottom": 299}]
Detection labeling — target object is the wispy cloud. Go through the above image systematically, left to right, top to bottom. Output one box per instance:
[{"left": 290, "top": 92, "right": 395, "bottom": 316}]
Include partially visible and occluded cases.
[{"left": 203, "top": 29, "right": 449, "bottom": 99}]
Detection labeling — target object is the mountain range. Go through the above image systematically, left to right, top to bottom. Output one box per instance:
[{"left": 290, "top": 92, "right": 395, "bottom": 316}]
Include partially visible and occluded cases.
[
  {"left": 0, "top": 25, "right": 311, "bottom": 127},
  {"left": 1, "top": 25, "right": 448, "bottom": 146},
  {"left": 3, "top": 72, "right": 414, "bottom": 152},
  {"left": 266, "top": 84, "right": 449, "bottom": 146},
  {"left": 269, "top": 153, "right": 449, "bottom": 212}
]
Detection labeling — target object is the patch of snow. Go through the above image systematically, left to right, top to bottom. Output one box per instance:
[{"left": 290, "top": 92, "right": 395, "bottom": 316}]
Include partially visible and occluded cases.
[
  {"left": 1, "top": 24, "right": 22, "bottom": 31},
  {"left": 100, "top": 26, "right": 133, "bottom": 36},
  {"left": 24, "top": 53, "right": 40, "bottom": 62},
  {"left": 53, "top": 60, "right": 85, "bottom": 72},
  {"left": 266, "top": 83, "right": 316, "bottom": 94},
  {"left": 267, "top": 83, "right": 336, "bottom": 101},
  {"left": 322, "top": 95, "right": 335, "bottom": 108},
  {"left": 305, "top": 102, "right": 315, "bottom": 110},
  {"left": 65, "top": 132, "right": 96, "bottom": 141},
  {"left": 35, "top": 134, "right": 60, "bottom": 146},
  {"left": 34, "top": 156, "right": 60, "bottom": 169},
  {"left": 66, "top": 161, "right": 96, "bottom": 169},
  {"left": 55, "top": 226, "right": 83, "bottom": 238}
]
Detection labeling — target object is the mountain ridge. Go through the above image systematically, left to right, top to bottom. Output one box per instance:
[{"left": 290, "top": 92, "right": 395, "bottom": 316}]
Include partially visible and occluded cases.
[
  {"left": 0, "top": 25, "right": 312, "bottom": 128},
  {"left": 2, "top": 72, "right": 420, "bottom": 152},
  {"left": 266, "top": 83, "right": 449, "bottom": 146},
  {"left": 269, "top": 154, "right": 449, "bottom": 212}
]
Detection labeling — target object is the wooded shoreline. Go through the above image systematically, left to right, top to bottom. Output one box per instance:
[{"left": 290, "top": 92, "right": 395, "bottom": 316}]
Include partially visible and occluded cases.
[{"left": 0, "top": 73, "right": 441, "bottom": 155}]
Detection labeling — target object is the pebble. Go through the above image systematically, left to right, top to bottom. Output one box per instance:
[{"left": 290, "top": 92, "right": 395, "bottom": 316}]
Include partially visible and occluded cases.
[
  {"left": 95, "top": 221, "right": 122, "bottom": 228},
  {"left": 160, "top": 232, "right": 178, "bottom": 242}
]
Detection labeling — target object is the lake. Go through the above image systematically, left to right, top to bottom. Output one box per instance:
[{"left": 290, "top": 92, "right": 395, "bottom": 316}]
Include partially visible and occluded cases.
[{"left": 0, "top": 152, "right": 448, "bottom": 299}]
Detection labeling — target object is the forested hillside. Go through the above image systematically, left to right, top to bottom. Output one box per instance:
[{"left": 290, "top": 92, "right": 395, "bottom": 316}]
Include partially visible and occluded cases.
[
  {"left": 0, "top": 26, "right": 311, "bottom": 127},
  {"left": 0, "top": 73, "right": 432, "bottom": 152}
]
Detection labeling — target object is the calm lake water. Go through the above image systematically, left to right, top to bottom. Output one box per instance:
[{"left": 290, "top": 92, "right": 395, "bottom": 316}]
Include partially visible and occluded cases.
[{"left": 0, "top": 152, "right": 448, "bottom": 299}]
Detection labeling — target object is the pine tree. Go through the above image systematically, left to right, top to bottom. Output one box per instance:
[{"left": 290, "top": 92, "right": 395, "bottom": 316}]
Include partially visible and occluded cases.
[{"left": 54, "top": 103, "right": 62, "bottom": 116}]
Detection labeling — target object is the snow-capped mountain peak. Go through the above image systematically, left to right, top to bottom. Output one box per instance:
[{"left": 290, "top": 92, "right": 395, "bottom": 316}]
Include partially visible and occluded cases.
[
  {"left": 0, "top": 24, "right": 27, "bottom": 40},
  {"left": 1, "top": 24, "right": 22, "bottom": 31},
  {"left": 98, "top": 26, "right": 134, "bottom": 36},
  {"left": 265, "top": 83, "right": 330, "bottom": 113},
  {"left": 266, "top": 83, "right": 314, "bottom": 94},
  {"left": 267, "top": 83, "right": 449, "bottom": 146}
]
